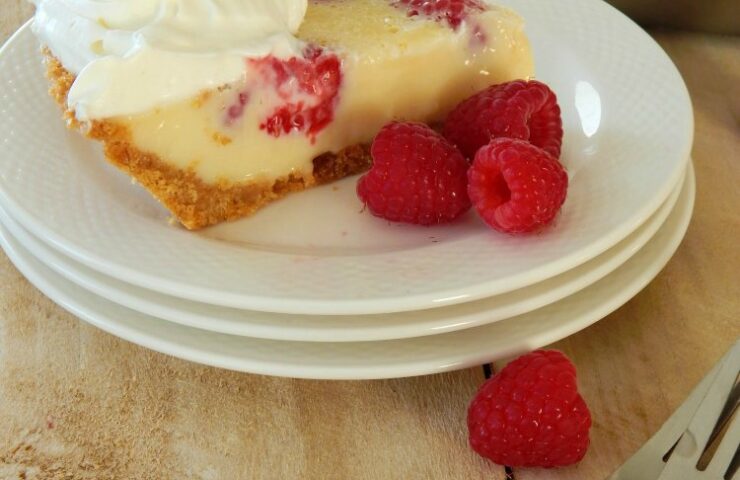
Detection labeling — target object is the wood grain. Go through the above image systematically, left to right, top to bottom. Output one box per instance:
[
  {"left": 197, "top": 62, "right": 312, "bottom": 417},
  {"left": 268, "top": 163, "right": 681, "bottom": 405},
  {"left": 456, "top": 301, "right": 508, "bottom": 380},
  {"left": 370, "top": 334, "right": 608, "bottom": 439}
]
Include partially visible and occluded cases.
[
  {"left": 0, "top": 1, "right": 33, "bottom": 38},
  {"left": 1, "top": 8, "right": 739, "bottom": 480},
  {"left": 0, "top": 262, "right": 498, "bottom": 479}
]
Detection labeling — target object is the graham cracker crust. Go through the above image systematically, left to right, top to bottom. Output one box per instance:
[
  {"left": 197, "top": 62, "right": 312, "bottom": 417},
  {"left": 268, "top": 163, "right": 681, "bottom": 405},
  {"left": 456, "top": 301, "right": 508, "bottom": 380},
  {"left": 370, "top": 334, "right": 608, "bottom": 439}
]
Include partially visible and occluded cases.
[{"left": 42, "top": 50, "right": 372, "bottom": 230}]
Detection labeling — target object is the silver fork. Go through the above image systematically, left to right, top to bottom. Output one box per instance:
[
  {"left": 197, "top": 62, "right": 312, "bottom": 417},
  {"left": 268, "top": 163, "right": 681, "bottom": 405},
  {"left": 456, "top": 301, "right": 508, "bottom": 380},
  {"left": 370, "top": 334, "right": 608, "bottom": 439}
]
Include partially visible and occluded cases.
[{"left": 609, "top": 340, "right": 740, "bottom": 480}]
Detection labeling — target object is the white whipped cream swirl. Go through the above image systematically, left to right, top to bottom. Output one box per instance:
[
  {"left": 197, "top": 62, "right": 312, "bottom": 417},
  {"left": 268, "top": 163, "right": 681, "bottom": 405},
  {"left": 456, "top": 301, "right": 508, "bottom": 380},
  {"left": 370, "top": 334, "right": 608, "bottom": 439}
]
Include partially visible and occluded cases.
[{"left": 31, "top": 0, "right": 308, "bottom": 119}]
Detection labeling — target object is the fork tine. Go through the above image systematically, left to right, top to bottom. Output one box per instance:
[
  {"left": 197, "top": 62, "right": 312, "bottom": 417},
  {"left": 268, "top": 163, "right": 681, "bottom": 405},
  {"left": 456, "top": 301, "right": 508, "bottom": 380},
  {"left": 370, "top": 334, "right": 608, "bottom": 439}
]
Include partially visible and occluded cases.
[
  {"left": 658, "top": 342, "right": 740, "bottom": 479},
  {"left": 608, "top": 347, "right": 728, "bottom": 480},
  {"left": 706, "top": 408, "right": 740, "bottom": 477},
  {"left": 726, "top": 447, "right": 740, "bottom": 480}
]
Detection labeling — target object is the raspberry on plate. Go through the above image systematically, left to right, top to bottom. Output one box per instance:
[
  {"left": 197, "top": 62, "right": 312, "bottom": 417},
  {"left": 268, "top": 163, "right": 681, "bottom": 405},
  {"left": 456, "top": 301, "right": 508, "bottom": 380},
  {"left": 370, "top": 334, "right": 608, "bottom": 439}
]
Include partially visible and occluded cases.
[
  {"left": 443, "top": 79, "right": 563, "bottom": 159},
  {"left": 357, "top": 122, "right": 471, "bottom": 225},
  {"left": 468, "top": 138, "right": 568, "bottom": 234},
  {"left": 468, "top": 350, "right": 592, "bottom": 468}
]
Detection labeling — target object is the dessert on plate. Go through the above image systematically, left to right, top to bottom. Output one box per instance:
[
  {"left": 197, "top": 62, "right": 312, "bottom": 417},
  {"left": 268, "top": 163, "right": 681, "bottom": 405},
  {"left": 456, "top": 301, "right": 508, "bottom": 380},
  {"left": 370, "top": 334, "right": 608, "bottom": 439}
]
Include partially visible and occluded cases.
[{"left": 31, "top": 0, "right": 533, "bottom": 229}]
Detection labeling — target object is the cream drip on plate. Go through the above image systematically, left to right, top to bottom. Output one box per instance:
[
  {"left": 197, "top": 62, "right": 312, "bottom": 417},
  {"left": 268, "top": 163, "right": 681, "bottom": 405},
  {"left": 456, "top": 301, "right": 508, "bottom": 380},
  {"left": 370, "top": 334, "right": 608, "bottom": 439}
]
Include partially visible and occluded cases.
[{"left": 31, "top": 0, "right": 308, "bottom": 120}]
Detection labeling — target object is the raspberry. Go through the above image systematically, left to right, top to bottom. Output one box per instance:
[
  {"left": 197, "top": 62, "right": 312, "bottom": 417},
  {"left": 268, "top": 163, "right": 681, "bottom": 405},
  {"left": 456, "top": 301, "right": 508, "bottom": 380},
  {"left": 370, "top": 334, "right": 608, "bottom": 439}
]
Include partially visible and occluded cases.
[
  {"left": 392, "top": 0, "right": 484, "bottom": 29},
  {"left": 251, "top": 46, "right": 341, "bottom": 140},
  {"left": 443, "top": 80, "right": 563, "bottom": 159},
  {"left": 357, "top": 122, "right": 471, "bottom": 225},
  {"left": 468, "top": 139, "right": 568, "bottom": 234},
  {"left": 468, "top": 350, "right": 592, "bottom": 468}
]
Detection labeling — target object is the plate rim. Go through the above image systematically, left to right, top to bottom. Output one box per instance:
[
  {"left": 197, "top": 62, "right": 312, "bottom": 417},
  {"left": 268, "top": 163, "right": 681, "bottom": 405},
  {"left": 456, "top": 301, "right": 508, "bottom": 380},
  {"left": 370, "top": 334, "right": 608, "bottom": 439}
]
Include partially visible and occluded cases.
[
  {"left": 0, "top": 164, "right": 695, "bottom": 379},
  {"left": 0, "top": 165, "right": 687, "bottom": 342}
]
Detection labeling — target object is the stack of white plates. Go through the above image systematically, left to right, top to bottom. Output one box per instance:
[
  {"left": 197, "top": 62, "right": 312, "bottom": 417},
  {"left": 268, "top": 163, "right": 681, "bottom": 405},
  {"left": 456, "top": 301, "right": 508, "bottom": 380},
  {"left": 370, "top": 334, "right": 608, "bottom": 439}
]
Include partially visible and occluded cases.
[{"left": 0, "top": 0, "right": 694, "bottom": 379}]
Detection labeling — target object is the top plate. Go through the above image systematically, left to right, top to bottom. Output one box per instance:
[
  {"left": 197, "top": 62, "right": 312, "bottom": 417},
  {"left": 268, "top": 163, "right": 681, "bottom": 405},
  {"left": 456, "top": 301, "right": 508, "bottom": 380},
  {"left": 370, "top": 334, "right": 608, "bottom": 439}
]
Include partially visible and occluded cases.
[{"left": 0, "top": 0, "right": 692, "bottom": 315}]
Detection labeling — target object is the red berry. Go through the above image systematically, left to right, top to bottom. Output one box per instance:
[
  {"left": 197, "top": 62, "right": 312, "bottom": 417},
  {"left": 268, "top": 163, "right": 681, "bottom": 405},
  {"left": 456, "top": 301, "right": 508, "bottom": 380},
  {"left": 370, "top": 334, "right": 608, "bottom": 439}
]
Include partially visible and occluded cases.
[
  {"left": 392, "top": 0, "right": 484, "bottom": 29},
  {"left": 251, "top": 45, "right": 342, "bottom": 140},
  {"left": 443, "top": 80, "right": 563, "bottom": 159},
  {"left": 358, "top": 122, "right": 471, "bottom": 225},
  {"left": 468, "top": 138, "right": 568, "bottom": 234},
  {"left": 468, "top": 350, "right": 592, "bottom": 468}
]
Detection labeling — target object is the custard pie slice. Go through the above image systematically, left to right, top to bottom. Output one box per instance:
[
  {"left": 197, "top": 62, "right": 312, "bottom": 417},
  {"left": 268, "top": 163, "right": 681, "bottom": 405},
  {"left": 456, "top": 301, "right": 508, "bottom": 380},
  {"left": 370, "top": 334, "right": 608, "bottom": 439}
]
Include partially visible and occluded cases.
[{"left": 33, "top": 0, "right": 533, "bottom": 229}]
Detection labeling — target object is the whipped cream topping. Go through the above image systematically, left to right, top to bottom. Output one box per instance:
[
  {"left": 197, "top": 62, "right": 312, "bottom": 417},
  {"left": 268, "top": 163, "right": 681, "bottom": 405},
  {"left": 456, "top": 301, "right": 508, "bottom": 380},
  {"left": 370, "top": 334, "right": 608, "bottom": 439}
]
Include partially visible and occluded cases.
[{"left": 31, "top": 0, "right": 308, "bottom": 119}]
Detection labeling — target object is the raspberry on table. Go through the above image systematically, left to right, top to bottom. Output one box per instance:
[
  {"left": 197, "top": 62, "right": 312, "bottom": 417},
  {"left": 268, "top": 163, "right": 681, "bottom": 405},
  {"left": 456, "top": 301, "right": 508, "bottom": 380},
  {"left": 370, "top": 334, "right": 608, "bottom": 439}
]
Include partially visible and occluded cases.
[
  {"left": 443, "top": 79, "right": 563, "bottom": 159},
  {"left": 357, "top": 122, "right": 471, "bottom": 225},
  {"left": 468, "top": 138, "right": 568, "bottom": 234},
  {"left": 468, "top": 350, "right": 592, "bottom": 468}
]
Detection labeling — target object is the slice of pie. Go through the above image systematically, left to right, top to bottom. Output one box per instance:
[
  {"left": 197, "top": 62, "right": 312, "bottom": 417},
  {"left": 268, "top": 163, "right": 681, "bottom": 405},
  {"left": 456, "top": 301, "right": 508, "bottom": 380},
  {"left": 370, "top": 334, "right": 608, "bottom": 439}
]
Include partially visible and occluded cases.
[{"left": 33, "top": 0, "right": 533, "bottom": 229}]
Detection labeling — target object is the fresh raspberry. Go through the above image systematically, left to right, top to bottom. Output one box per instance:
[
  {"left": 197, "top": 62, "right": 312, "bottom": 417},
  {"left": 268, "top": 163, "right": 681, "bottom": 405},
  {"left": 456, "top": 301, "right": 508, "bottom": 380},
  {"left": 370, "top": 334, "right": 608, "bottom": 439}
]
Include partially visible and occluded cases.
[
  {"left": 392, "top": 0, "right": 484, "bottom": 29},
  {"left": 251, "top": 45, "right": 341, "bottom": 140},
  {"left": 443, "top": 80, "right": 563, "bottom": 159},
  {"left": 357, "top": 122, "right": 471, "bottom": 225},
  {"left": 468, "top": 139, "right": 568, "bottom": 234},
  {"left": 468, "top": 350, "right": 592, "bottom": 468}
]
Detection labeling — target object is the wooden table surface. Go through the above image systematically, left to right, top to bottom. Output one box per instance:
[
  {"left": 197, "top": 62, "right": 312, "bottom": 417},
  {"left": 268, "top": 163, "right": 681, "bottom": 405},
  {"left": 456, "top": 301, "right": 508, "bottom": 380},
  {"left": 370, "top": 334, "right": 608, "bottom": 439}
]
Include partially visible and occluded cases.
[{"left": 1, "top": 3, "right": 738, "bottom": 479}]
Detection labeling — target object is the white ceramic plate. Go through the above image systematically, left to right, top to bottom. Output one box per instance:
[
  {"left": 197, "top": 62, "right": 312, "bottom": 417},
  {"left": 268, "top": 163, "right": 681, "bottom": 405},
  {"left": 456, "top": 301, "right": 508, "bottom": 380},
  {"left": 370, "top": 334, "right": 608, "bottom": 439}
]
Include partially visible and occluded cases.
[
  {"left": 0, "top": 0, "right": 692, "bottom": 315},
  {"left": 0, "top": 166, "right": 695, "bottom": 379},
  {"left": 0, "top": 166, "right": 686, "bottom": 342}
]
